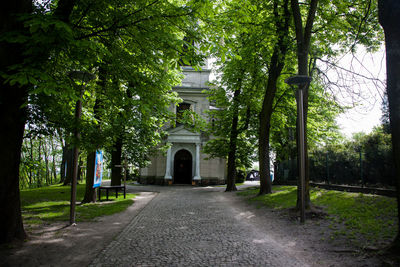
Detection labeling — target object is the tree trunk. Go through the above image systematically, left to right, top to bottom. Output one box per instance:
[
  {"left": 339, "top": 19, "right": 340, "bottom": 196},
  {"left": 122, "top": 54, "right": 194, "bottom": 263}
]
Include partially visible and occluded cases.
[
  {"left": 0, "top": 0, "right": 32, "bottom": 243},
  {"left": 0, "top": 0, "right": 76, "bottom": 244},
  {"left": 258, "top": 0, "right": 290, "bottom": 195},
  {"left": 378, "top": 0, "right": 400, "bottom": 252},
  {"left": 258, "top": 48, "right": 286, "bottom": 195},
  {"left": 0, "top": 84, "right": 27, "bottom": 242},
  {"left": 226, "top": 89, "right": 241, "bottom": 192},
  {"left": 51, "top": 137, "right": 57, "bottom": 183},
  {"left": 111, "top": 137, "right": 123, "bottom": 186},
  {"left": 29, "top": 138, "right": 34, "bottom": 186},
  {"left": 38, "top": 138, "right": 42, "bottom": 187},
  {"left": 43, "top": 141, "right": 50, "bottom": 185},
  {"left": 20, "top": 143, "right": 28, "bottom": 189},
  {"left": 60, "top": 145, "right": 68, "bottom": 184},
  {"left": 63, "top": 146, "right": 74, "bottom": 185},
  {"left": 82, "top": 151, "right": 97, "bottom": 203},
  {"left": 77, "top": 157, "right": 83, "bottom": 181}
]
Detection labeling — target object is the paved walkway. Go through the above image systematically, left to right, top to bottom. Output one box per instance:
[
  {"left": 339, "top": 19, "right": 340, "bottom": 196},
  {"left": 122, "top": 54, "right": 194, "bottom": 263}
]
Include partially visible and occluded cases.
[{"left": 90, "top": 185, "right": 308, "bottom": 267}]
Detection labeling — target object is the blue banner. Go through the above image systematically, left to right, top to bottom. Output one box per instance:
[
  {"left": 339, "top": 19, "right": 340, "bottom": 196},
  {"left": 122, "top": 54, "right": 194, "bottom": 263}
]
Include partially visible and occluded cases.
[{"left": 93, "top": 150, "right": 103, "bottom": 188}]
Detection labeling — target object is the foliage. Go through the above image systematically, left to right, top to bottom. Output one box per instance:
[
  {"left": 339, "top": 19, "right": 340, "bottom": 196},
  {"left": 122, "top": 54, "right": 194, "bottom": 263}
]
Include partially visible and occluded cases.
[
  {"left": 5, "top": 0, "right": 210, "bottom": 171},
  {"left": 202, "top": 0, "right": 274, "bottom": 174},
  {"left": 203, "top": 55, "right": 261, "bottom": 171},
  {"left": 271, "top": 81, "right": 343, "bottom": 164},
  {"left": 308, "top": 126, "right": 394, "bottom": 186},
  {"left": 20, "top": 129, "right": 63, "bottom": 189},
  {"left": 235, "top": 169, "right": 246, "bottom": 183},
  {"left": 20, "top": 184, "right": 136, "bottom": 224},
  {"left": 238, "top": 185, "right": 397, "bottom": 247}
]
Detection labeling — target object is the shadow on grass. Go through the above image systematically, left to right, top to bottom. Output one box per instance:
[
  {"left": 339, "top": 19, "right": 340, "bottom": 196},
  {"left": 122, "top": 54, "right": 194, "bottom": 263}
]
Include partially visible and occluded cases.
[
  {"left": 21, "top": 184, "right": 136, "bottom": 223},
  {"left": 238, "top": 185, "right": 398, "bottom": 248},
  {"left": 237, "top": 186, "right": 298, "bottom": 209}
]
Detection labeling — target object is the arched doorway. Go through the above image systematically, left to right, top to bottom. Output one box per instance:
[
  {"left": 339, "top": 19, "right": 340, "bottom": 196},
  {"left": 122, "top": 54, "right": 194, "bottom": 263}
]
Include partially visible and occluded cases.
[{"left": 174, "top": 149, "right": 192, "bottom": 184}]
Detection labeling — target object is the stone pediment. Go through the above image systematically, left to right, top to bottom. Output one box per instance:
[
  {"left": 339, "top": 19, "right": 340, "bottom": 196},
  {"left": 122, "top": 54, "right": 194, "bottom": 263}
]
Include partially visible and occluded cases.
[
  {"left": 167, "top": 125, "right": 200, "bottom": 143},
  {"left": 168, "top": 125, "right": 198, "bottom": 136}
]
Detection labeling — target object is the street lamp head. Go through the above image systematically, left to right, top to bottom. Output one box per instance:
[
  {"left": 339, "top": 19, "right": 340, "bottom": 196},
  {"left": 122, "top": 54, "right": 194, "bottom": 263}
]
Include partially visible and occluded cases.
[
  {"left": 68, "top": 70, "right": 96, "bottom": 83},
  {"left": 284, "top": 75, "right": 312, "bottom": 86}
]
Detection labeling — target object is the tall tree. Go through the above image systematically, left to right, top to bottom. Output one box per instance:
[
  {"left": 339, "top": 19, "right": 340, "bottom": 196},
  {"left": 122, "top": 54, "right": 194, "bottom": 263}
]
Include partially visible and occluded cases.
[
  {"left": 0, "top": 0, "right": 34, "bottom": 244},
  {"left": 0, "top": 0, "right": 78, "bottom": 243},
  {"left": 204, "top": 0, "right": 292, "bottom": 193},
  {"left": 258, "top": 0, "right": 291, "bottom": 195},
  {"left": 289, "top": 0, "right": 383, "bottom": 209},
  {"left": 290, "top": 0, "right": 319, "bottom": 208},
  {"left": 378, "top": 0, "right": 400, "bottom": 253},
  {"left": 204, "top": 63, "right": 258, "bottom": 192}
]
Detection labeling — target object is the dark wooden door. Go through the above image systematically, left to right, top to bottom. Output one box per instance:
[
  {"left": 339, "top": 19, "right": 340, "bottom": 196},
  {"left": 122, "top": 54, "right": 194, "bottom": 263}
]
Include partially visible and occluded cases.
[{"left": 174, "top": 149, "right": 192, "bottom": 184}]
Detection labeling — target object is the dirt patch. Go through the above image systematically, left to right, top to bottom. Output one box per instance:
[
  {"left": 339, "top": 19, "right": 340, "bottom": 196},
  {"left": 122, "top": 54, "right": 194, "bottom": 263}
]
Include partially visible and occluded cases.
[
  {"left": 0, "top": 191, "right": 157, "bottom": 267},
  {"left": 228, "top": 191, "right": 399, "bottom": 267}
]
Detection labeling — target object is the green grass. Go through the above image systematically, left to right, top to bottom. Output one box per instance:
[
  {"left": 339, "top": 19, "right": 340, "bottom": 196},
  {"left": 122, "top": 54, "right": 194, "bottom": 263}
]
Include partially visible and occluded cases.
[
  {"left": 215, "top": 182, "right": 245, "bottom": 187},
  {"left": 21, "top": 184, "right": 136, "bottom": 224},
  {"left": 237, "top": 185, "right": 297, "bottom": 209},
  {"left": 238, "top": 185, "right": 398, "bottom": 247},
  {"left": 311, "top": 189, "right": 397, "bottom": 245}
]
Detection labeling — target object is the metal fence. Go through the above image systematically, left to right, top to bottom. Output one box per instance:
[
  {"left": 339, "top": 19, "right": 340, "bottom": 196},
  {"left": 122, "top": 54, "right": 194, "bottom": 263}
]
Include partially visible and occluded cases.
[{"left": 275, "top": 150, "right": 396, "bottom": 188}]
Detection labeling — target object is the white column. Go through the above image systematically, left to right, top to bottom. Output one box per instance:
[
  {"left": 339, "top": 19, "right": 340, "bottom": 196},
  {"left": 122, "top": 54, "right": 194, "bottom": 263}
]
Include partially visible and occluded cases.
[
  {"left": 193, "top": 143, "right": 201, "bottom": 180},
  {"left": 164, "top": 146, "right": 172, "bottom": 180}
]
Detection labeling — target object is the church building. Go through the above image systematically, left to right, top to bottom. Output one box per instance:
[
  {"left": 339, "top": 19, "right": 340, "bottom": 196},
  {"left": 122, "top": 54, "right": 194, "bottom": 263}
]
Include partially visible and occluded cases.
[{"left": 139, "top": 64, "right": 226, "bottom": 185}]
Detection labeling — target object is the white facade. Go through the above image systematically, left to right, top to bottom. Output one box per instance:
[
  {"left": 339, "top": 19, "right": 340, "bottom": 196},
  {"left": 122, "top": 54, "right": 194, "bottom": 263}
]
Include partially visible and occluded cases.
[{"left": 139, "top": 66, "right": 226, "bottom": 185}]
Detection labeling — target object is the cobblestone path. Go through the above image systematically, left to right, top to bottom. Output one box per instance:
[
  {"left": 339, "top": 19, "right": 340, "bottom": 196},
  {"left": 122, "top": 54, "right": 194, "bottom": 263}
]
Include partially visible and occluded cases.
[{"left": 90, "top": 186, "right": 307, "bottom": 267}]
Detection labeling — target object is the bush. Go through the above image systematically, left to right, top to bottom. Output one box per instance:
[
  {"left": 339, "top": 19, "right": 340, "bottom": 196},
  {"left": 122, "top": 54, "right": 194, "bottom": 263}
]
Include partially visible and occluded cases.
[
  {"left": 309, "top": 126, "right": 395, "bottom": 187},
  {"left": 236, "top": 169, "right": 246, "bottom": 183}
]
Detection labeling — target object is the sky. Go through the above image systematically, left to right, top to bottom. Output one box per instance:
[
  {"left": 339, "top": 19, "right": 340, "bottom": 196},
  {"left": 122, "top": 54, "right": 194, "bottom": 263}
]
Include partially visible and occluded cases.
[
  {"left": 208, "top": 46, "right": 387, "bottom": 138},
  {"left": 319, "top": 47, "right": 386, "bottom": 137}
]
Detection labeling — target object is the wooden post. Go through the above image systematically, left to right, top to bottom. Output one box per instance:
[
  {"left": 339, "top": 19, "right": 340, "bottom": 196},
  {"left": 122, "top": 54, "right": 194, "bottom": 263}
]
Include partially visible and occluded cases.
[
  {"left": 70, "top": 88, "right": 83, "bottom": 226},
  {"left": 123, "top": 156, "right": 127, "bottom": 199},
  {"left": 115, "top": 157, "right": 130, "bottom": 199}
]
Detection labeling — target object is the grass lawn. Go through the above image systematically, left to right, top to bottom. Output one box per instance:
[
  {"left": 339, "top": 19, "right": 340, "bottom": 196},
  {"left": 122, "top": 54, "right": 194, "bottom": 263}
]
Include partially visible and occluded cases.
[
  {"left": 20, "top": 183, "right": 136, "bottom": 225},
  {"left": 237, "top": 185, "right": 398, "bottom": 247}
]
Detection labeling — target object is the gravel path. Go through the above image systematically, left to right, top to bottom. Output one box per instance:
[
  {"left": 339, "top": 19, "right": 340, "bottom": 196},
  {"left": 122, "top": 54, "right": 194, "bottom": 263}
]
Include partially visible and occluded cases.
[{"left": 90, "top": 185, "right": 308, "bottom": 267}]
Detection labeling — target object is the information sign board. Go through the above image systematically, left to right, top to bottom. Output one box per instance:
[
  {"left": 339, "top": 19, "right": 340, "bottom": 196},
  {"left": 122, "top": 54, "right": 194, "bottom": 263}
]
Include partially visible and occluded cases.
[{"left": 93, "top": 150, "right": 103, "bottom": 188}]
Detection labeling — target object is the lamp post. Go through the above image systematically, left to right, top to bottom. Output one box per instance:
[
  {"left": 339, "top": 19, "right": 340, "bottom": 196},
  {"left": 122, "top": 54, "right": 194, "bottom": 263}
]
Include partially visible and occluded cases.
[
  {"left": 68, "top": 71, "right": 95, "bottom": 225},
  {"left": 285, "top": 75, "right": 312, "bottom": 223}
]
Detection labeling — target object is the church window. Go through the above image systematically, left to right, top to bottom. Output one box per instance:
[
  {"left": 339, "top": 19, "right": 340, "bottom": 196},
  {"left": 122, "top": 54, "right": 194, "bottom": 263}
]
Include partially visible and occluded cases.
[{"left": 176, "top": 103, "right": 191, "bottom": 126}]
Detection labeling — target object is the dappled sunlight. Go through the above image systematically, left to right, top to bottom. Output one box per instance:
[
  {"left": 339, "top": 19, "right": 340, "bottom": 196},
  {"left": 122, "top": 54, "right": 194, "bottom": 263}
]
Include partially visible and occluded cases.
[
  {"left": 21, "top": 184, "right": 135, "bottom": 224},
  {"left": 237, "top": 185, "right": 299, "bottom": 209},
  {"left": 238, "top": 185, "right": 398, "bottom": 247},
  {"left": 272, "top": 185, "right": 296, "bottom": 192},
  {"left": 192, "top": 186, "right": 215, "bottom": 190},
  {"left": 255, "top": 188, "right": 298, "bottom": 209},
  {"left": 25, "top": 201, "right": 68, "bottom": 209},
  {"left": 236, "top": 211, "right": 256, "bottom": 220},
  {"left": 30, "top": 238, "right": 66, "bottom": 245},
  {"left": 252, "top": 239, "right": 267, "bottom": 244},
  {"left": 285, "top": 241, "right": 297, "bottom": 247}
]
